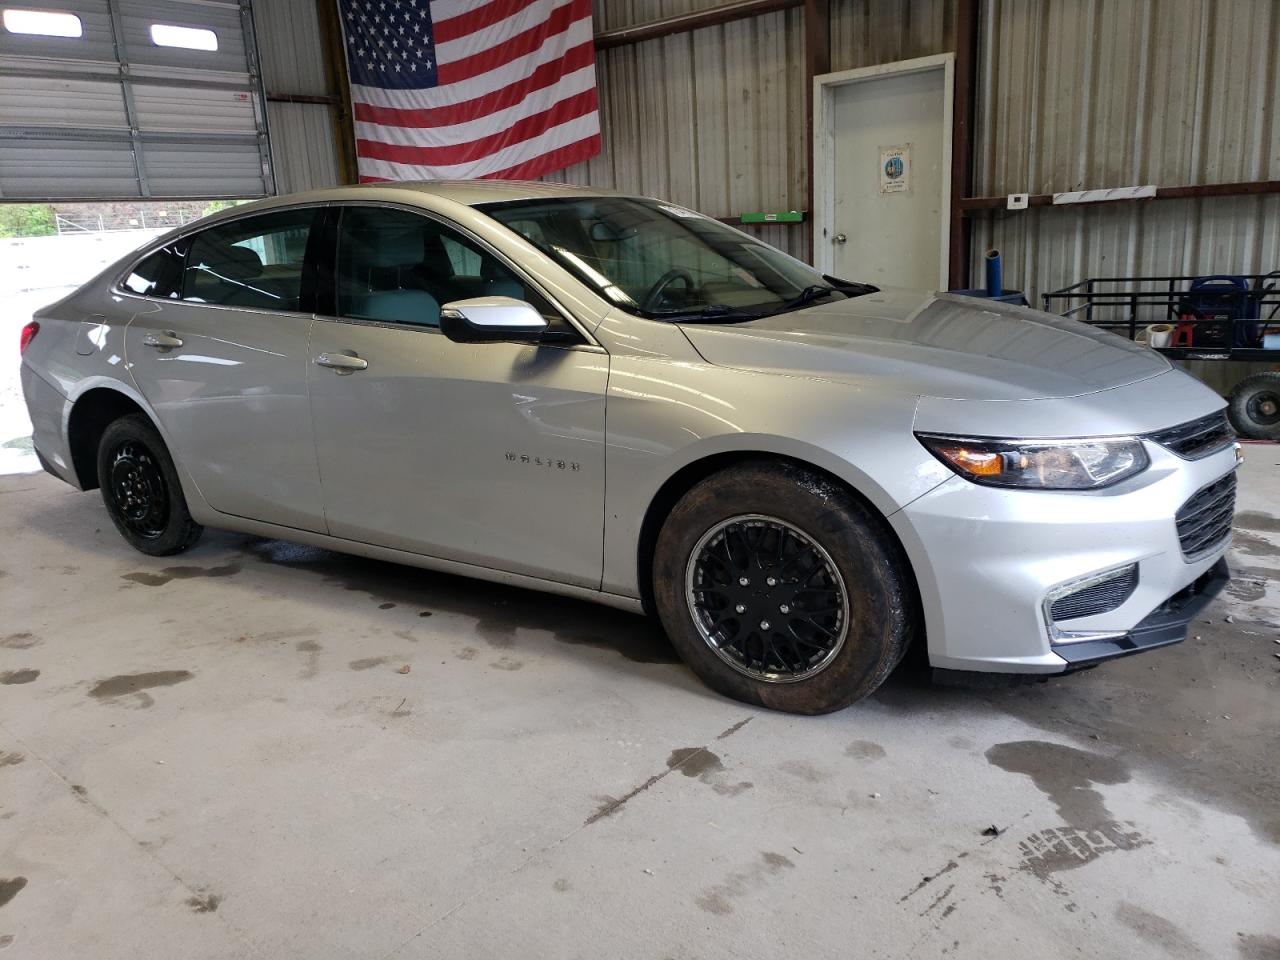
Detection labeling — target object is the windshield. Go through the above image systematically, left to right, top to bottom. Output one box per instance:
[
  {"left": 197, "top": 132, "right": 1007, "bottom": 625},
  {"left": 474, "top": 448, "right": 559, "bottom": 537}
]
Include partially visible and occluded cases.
[{"left": 477, "top": 196, "right": 871, "bottom": 321}]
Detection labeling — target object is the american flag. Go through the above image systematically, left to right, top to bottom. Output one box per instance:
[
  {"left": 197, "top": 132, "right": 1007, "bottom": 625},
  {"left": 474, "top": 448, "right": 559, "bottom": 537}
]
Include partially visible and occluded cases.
[{"left": 337, "top": 0, "right": 601, "bottom": 182}]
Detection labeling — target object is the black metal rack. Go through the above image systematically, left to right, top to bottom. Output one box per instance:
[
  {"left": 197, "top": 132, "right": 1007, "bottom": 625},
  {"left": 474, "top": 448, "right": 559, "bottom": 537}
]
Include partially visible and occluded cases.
[{"left": 1041, "top": 274, "right": 1280, "bottom": 362}]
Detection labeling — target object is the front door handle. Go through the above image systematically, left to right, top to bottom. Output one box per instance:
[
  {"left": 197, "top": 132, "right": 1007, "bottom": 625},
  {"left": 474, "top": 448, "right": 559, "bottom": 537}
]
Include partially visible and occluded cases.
[
  {"left": 143, "top": 331, "right": 184, "bottom": 349},
  {"left": 315, "top": 351, "right": 368, "bottom": 374}
]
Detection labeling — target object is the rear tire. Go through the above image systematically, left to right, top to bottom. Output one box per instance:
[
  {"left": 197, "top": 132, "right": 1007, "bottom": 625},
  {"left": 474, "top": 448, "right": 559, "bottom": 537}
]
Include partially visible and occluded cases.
[
  {"left": 1227, "top": 372, "right": 1280, "bottom": 440},
  {"left": 97, "top": 414, "right": 203, "bottom": 556},
  {"left": 653, "top": 461, "right": 915, "bottom": 714}
]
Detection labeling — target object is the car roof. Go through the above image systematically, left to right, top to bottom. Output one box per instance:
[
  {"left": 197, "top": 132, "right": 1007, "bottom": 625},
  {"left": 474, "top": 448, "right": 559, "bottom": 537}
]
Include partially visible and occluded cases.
[{"left": 264, "top": 179, "right": 628, "bottom": 209}]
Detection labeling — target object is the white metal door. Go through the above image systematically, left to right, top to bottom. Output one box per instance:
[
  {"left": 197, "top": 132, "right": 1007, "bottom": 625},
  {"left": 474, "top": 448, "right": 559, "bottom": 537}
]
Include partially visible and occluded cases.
[{"left": 814, "top": 55, "right": 953, "bottom": 291}]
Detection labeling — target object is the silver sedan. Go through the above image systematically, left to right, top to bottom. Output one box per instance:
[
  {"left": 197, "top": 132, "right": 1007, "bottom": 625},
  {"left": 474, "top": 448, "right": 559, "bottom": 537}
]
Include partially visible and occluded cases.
[{"left": 19, "top": 182, "right": 1236, "bottom": 713}]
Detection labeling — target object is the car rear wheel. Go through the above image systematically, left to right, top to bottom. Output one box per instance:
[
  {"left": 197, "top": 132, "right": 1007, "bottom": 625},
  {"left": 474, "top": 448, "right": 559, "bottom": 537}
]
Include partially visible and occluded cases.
[
  {"left": 1228, "top": 372, "right": 1280, "bottom": 441},
  {"left": 96, "top": 414, "right": 203, "bottom": 556},
  {"left": 653, "top": 461, "right": 916, "bottom": 714}
]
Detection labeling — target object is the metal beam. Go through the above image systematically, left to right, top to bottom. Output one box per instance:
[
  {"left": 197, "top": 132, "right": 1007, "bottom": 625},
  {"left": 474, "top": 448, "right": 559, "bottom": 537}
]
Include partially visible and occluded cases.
[
  {"left": 593, "top": 0, "right": 803, "bottom": 50},
  {"left": 803, "top": 0, "right": 829, "bottom": 263},
  {"left": 947, "top": 0, "right": 979, "bottom": 290},
  {"left": 957, "top": 179, "right": 1280, "bottom": 210}
]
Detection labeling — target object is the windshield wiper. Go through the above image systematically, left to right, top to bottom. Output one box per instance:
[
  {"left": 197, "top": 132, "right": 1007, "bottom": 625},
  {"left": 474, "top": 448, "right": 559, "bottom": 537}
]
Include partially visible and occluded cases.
[
  {"left": 778, "top": 279, "right": 879, "bottom": 312},
  {"left": 659, "top": 304, "right": 768, "bottom": 324}
]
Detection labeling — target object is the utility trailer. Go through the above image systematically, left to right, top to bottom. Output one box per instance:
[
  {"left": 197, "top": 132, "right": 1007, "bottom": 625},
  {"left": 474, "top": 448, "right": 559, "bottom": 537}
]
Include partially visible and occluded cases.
[{"left": 1042, "top": 273, "right": 1280, "bottom": 440}]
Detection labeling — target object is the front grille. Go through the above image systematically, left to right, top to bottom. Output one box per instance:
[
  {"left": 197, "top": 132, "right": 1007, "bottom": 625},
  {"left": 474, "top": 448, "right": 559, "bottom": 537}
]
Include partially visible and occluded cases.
[
  {"left": 1146, "top": 410, "right": 1234, "bottom": 460},
  {"left": 1175, "top": 471, "right": 1237, "bottom": 558},
  {"left": 1049, "top": 565, "right": 1139, "bottom": 621}
]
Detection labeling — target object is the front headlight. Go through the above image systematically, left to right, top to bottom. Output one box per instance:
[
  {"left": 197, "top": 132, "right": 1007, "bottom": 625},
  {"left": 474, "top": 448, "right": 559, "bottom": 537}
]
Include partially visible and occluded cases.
[{"left": 916, "top": 434, "right": 1149, "bottom": 489}]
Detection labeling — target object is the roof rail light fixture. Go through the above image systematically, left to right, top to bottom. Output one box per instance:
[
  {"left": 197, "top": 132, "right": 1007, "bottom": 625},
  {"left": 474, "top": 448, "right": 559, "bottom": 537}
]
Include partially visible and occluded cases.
[
  {"left": 2, "top": 8, "right": 84, "bottom": 37},
  {"left": 150, "top": 23, "right": 217, "bottom": 51}
]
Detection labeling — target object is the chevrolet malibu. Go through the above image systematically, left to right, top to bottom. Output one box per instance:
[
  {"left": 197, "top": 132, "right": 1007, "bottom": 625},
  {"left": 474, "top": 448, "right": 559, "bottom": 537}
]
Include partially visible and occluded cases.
[{"left": 19, "top": 182, "right": 1236, "bottom": 713}]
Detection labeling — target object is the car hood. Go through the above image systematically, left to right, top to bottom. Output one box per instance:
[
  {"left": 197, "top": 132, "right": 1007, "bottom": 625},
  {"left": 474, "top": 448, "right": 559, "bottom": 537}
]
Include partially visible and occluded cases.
[{"left": 677, "top": 288, "right": 1171, "bottom": 401}]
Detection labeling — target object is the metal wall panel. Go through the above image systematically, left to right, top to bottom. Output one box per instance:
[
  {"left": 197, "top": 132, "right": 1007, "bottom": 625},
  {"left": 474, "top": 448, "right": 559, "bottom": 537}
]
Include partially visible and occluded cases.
[
  {"left": 253, "top": 0, "right": 344, "bottom": 192},
  {"left": 254, "top": 0, "right": 330, "bottom": 97},
  {"left": 828, "top": 0, "right": 953, "bottom": 71},
  {"left": 971, "top": 0, "right": 1280, "bottom": 298},
  {"left": 547, "top": 4, "right": 809, "bottom": 258},
  {"left": 267, "top": 101, "right": 341, "bottom": 194}
]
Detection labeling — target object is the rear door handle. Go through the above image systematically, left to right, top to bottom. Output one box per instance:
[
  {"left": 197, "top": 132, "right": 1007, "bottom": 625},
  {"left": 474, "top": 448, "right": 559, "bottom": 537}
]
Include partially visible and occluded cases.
[
  {"left": 143, "top": 331, "right": 184, "bottom": 349},
  {"left": 315, "top": 351, "right": 368, "bottom": 374}
]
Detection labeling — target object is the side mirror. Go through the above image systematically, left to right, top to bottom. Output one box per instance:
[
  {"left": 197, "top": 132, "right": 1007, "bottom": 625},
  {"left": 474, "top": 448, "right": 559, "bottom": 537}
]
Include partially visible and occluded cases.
[{"left": 439, "top": 296, "right": 550, "bottom": 343}]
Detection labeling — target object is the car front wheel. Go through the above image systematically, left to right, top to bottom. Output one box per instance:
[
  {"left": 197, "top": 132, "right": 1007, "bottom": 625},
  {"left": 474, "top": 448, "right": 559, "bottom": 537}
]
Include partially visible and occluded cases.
[
  {"left": 96, "top": 414, "right": 203, "bottom": 556},
  {"left": 653, "top": 461, "right": 916, "bottom": 714}
]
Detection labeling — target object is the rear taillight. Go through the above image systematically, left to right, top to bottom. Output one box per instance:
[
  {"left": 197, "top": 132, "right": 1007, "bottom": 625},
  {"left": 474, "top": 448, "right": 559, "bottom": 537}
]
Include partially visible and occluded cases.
[{"left": 19, "top": 320, "right": 39, "bottom": 355}]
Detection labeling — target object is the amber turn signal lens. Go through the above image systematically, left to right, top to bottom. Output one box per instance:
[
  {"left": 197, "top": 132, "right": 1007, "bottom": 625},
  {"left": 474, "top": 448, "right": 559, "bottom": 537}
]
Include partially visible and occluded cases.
[{"left": 934, "top": 445, "right": 1003, "bottom": 477}]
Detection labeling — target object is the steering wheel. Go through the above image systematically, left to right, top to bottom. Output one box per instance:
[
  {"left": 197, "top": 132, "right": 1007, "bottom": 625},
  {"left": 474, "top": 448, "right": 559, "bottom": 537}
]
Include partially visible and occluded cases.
[{"left": 641, "top": 269, "right": 696, "bottom": 312}]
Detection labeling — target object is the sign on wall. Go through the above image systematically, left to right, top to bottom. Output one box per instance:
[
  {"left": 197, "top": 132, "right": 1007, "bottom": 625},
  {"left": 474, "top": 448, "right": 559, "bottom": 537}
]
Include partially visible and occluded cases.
[{"left": 879, "top": 144, "right": 911, "bottom": 194}]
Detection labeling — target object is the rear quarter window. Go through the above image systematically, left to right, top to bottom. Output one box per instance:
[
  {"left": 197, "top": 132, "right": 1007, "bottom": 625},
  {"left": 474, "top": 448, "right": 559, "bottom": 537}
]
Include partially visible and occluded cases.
[{"left": 122, "top": 243, "right": 186, "bottom": 298}]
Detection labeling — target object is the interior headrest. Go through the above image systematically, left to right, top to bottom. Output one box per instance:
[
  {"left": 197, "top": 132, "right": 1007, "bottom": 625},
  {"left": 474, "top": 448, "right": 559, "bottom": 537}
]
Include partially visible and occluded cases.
[
  {"left": 359, "top": 228, "right": 424, "bottom": 269},
  {"left": 207, "top": 245, "right": 262, "bottom": 281}
]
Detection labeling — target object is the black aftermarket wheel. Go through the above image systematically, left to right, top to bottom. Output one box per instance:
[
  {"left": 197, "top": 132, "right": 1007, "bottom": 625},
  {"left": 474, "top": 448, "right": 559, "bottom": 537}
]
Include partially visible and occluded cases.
[
  {"left": 1228, "top": 372, "right": 1280, "bottom": 441},
  {"left": 97, "top": 414, "right": 203, "bottom": 556},
  {"left": 653, "top": 461, "right": 916, "bottom": 714}
]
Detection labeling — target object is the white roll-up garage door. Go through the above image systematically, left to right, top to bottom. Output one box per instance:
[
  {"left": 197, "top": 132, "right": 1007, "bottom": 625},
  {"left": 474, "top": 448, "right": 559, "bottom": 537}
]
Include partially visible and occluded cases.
[{"left": 0, "top": 0, "right": 274, "bottom": 200}]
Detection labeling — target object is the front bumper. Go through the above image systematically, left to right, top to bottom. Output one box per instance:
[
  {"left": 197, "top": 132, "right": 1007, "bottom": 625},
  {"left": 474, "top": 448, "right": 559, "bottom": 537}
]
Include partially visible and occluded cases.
[
  {"left": 891, "top": 438, "right": 1237, "bottom": 674},
  {"left": 1054, "top": 557, "right": 1230, "bottom": 669}
]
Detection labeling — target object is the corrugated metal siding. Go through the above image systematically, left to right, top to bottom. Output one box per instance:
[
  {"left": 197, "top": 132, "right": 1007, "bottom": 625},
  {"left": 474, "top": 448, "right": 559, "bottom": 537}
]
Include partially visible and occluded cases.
[
  {"left": 253, "top": 0, "right": 344, "bottom": 192},
  {"left": 254, "top": 0, "right": 330, "bottom": 96},
  {"left": 829, "top": 0, "right": 953, "bottom": 71},
  {"left": 971, "top": 0, "right": 1280, "bottom": 391},
  {"left": 547, "top": 3, "right": 810, "bottom": 259},
  {"left": 267, "top": 101, "right": 341, "bottom": 194}
]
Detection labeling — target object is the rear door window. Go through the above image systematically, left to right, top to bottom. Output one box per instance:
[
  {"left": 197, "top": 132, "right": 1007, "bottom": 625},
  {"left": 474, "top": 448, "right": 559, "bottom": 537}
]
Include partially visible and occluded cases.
[
  {"left": 181, "top": 208, "right": 317, "bottom": 311},
  {"left": 122, "top": 242, "right": 187, "bottom": 298}
]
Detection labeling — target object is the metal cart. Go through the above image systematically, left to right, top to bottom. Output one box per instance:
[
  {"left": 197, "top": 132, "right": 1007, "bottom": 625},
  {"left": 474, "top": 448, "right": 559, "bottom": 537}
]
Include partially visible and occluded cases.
[{"left": 1042, "top": 273, "right": 1280, "bottom": 440}]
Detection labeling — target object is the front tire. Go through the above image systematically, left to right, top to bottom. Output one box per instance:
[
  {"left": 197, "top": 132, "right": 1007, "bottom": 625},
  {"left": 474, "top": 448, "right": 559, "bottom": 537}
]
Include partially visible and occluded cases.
[
  {"left": 96, "top": 414, "right": 203, "bottom": 556},
  {"left": 653, "top": 461, "right": 915, "bottom": 714}
]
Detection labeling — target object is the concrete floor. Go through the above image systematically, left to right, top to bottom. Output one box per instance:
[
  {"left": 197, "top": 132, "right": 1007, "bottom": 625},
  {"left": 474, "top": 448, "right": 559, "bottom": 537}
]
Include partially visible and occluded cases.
[{"left": 1, "top": 455, "right": 1278, "bottom": 960}]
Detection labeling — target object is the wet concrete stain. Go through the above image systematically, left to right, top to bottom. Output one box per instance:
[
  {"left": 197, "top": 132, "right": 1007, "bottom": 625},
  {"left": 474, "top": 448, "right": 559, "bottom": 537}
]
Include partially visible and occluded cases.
[
  {"left": 1236, "top": 510, "right": 1280, "bottom": 534},
  {"left": 1231, "top": 529, "right": 1280, "bottom": 559},
  {"left": 240, "top": 537, "right": 681, "bottom": 666},
  {"left": 122, "top": 563, "right": 241, "bottom": 587},
  {"left": 1226, "top": 578, "right": 1269, "bottom": 602},
  {"left": 378, "top": 602, "right": 395, "bottom": 610},
  {"left": 0, "top": 633, "right": 38, "bottom": 650},
  {"left": 296, "top": 639, "right": 322, "bottom": 679},
  {"left": 456, "top": 647, "right": 478, "bottom": 661},
  {"left": 349, "top": 656, "right": 391, "bottom": 671},
  {"left": 490, "top": 657, "right": 523, "bottom": 671},
  {"left": 0, "top": 670, "right": 38, "bottom": 685},
  {"left": 89, "top": 670, "right": 193, "bottom": 699},
  {"left": 587, "top": 723, "right": 754, "bottom": 825},
  {"left": 845, "top": 739, "right": 886, "bottom": 760},
  {"left": 986, "top": 741, "right": 1149, "bottom": 881},
  {"left": 986, "top": 741, "right": 1129, "bottom": 825},
  {"left": 667, "top": 747, "right": 752, "bottom": 796},
  {"left": 668, "top": 747, "right": 723, "bottom": 778},
  {"left": 0, "top": 752, "right": 22, "bottom": 768},
  {"left": 778, "top": 759, "right": 830, "bottom": 783},
  {"left": 70, "top": 784, "right": 88, "bottom": 802},
  {"left": 695, "top": 852, "right": 795, "bottom": 915},
  {"left": 900, "top": 859, "right": 960, "bottom": 902},
  {"left": 0, "top": 878, "right": 26, "bottom": 909},
  {"left": 552, "top": 878, "right": 570, "bottom": 893},
  {"left": 920, "top": 883, "right": 956, "bottom": 917},
  {"left": 185, "top": 893, "right": 221, "bottom": 913},
  {"left": 1116, "top": 902, "right": 1206, "bottom": 958},
  {"left": 1237, "top": 933, "right": 1280, "bottom": 959}
]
